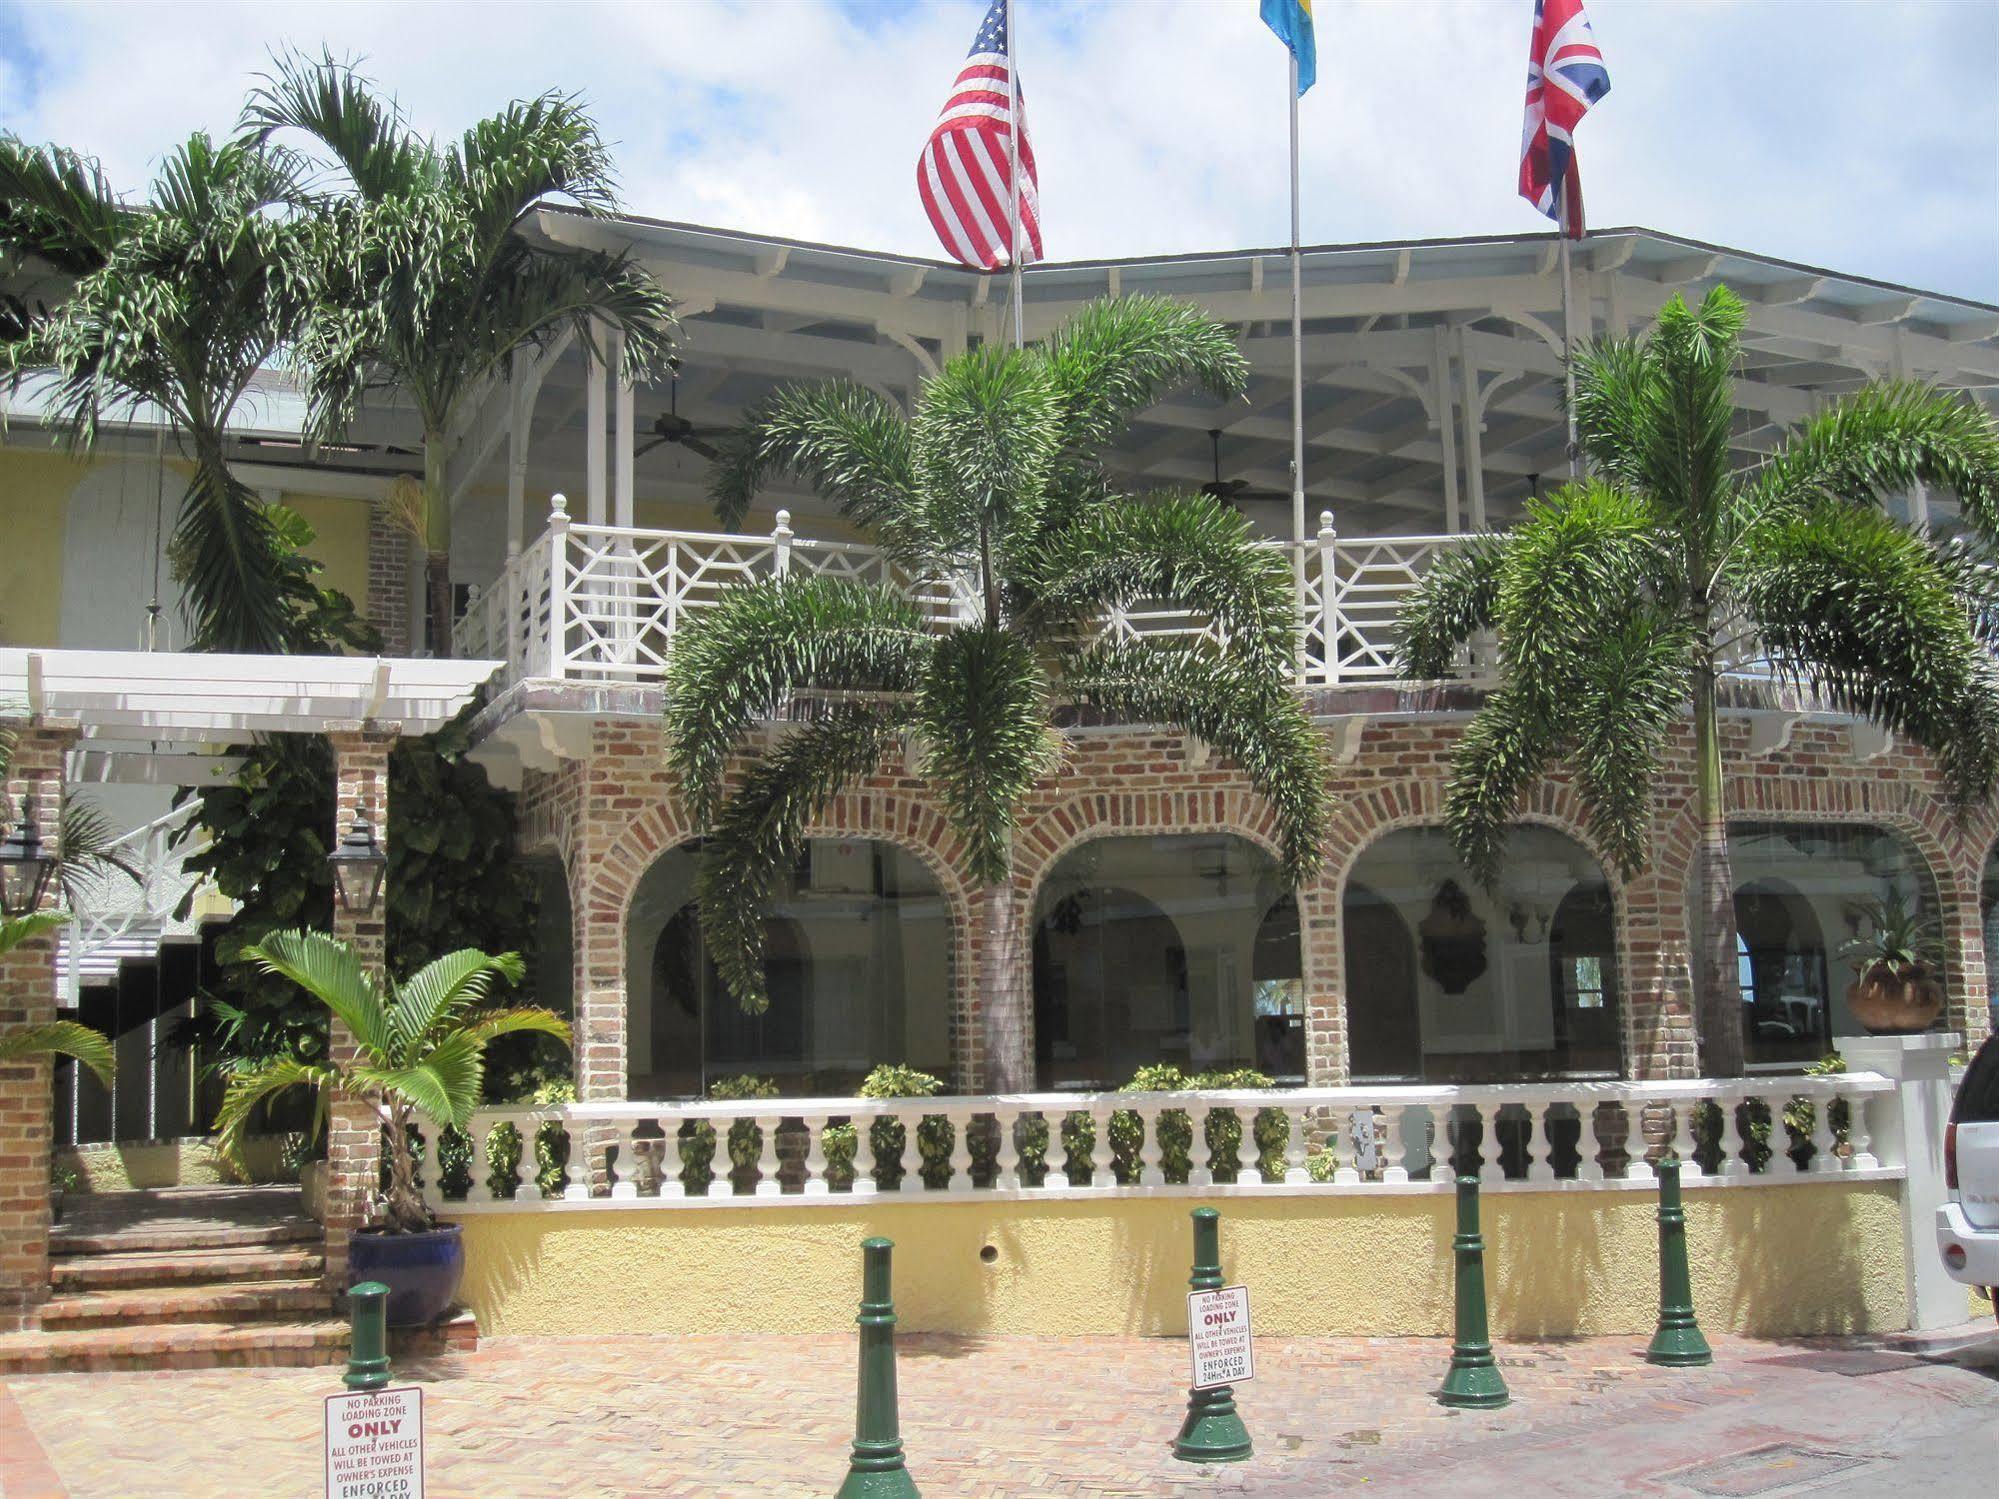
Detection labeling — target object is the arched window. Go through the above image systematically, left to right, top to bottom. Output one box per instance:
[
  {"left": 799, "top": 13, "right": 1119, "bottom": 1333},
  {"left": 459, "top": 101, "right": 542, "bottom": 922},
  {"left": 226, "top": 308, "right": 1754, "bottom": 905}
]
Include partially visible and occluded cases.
[
  {"left": 1730, "top": 822, "right": 1941, "bottom": 1066},
  {"left": 1344, "top": 825, "right": 1621, "bottom": 1083},
  {"left": 1032, "top": 835, "right": 1303, "bottom": 1090},
  {"left": 625, "top": 839, "right": 952, "bottom": 1097}
]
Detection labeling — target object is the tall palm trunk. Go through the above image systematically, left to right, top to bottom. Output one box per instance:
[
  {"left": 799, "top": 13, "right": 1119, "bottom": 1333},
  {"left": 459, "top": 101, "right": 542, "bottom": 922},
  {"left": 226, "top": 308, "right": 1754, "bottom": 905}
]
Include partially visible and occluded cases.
[
  {"left": 423, "top": 434, "right": 454, "bottom": 659},
  {"left": 1690, "top": 657, "right": 1745, "bottom": 1077},
  {"left": 979, "top": 875, "right": 1032, "bottom": 1092}
]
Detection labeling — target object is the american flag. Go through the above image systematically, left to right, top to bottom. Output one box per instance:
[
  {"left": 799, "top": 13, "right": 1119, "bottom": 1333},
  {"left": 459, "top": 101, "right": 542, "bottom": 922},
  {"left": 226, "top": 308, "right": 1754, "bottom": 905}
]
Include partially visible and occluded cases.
[
  {"left": 917, "top": 0, "right": 1042, "bottom": 271},
  {"left": 1519, "top": 0, "right": 1611, "bottom": 239}
]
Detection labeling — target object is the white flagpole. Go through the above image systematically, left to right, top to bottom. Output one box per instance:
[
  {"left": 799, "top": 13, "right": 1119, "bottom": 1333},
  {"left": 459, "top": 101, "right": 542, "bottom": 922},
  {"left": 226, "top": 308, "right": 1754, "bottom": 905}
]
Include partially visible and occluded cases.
[
  {"left": 1006, "top": 0, "right": 1025, "bottom": 350},
  {"left": 1288, "top": 50, "right": 1307, "bottom": 670},
  {"left": 1557, "top": 179, "right": 1580, "bottom": 478}
]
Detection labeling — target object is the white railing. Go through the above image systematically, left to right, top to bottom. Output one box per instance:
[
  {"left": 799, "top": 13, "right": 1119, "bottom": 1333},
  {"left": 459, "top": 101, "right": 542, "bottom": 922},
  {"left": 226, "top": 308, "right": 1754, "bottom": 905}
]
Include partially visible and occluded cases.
[
  {"left": 457, "top": 499, "right": 1473, "bottom": 693},
  {"left": 56, "top": 803, "right": 210, "bottom": 1004},
  {"left": 425, "top": 1074, "right": 1897, "bottom": 1212}
]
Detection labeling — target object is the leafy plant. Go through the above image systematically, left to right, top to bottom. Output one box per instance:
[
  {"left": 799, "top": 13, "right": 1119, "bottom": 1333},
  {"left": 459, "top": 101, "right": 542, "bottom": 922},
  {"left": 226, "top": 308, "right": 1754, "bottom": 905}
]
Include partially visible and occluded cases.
[
  {"left": 241, "top": 50, "right": 677, "bottom": 655},
  {"left": 1398, "top": 285, "right": 1999, "bottom": 1076},
  {"left": 668, "top": 296, "right": 1329, "bottom": 1091},
  {"left": 1838, "top": 888, "right": 1944, "bottom": 978},
  {"left": 0, "top": 912, "right": 115, "bottom": 1086},
  {"left": 214, "top": 929, "right": 570, "bottom": 1233},
  {"left": 1695, "top": 1054, "right": 1850, "bottom": 1173},
  {"left": 1108, "top": 1065, "right": 1287, "bottom": 1185}
]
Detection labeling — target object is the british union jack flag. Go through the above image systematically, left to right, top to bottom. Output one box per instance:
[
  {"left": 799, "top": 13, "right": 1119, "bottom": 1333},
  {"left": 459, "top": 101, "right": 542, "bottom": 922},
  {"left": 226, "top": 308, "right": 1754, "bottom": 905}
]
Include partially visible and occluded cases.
[{"left": 1519, "top": 0, "right": 1611, "bottom": 239}]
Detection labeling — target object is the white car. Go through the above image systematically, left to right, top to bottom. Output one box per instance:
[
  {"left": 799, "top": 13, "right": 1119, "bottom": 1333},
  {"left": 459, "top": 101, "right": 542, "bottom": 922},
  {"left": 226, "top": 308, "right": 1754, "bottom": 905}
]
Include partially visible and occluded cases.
[{"left": 1937, "top": 1032, "right": 1999, "bottom": 1316}]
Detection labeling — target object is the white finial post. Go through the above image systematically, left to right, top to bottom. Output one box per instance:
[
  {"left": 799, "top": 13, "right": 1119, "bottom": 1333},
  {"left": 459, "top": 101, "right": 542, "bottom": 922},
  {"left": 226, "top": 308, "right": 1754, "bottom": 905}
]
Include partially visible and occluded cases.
[
  {"left": 545, "top": 494, "right": 571, "bottom": 679},
  {"left": 772, "top": 508, "right": 793, "bottom": 580},
  {"left": 1316, "top": 511, "right": 1340, "bottom": 686}
]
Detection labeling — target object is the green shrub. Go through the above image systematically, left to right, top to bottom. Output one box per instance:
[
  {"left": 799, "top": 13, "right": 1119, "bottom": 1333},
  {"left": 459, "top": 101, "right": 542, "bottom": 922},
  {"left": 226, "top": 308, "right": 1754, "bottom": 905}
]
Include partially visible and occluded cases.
[
  {"left": 1694, "top": 1054, "right": 1849, "bottom": 1174},
  {"left": 857, "top": 1064, "right": 951, "bottom": 1190},
  {"left": 1108, "top": 1066, "right": 1286, "bottom": 1184},
  {"left": 482, "top": 1078, "right": 576, "bottom": 1198},
  {"left": 1305, "top": 1147, "right": 1339, "bottom": 1183}
]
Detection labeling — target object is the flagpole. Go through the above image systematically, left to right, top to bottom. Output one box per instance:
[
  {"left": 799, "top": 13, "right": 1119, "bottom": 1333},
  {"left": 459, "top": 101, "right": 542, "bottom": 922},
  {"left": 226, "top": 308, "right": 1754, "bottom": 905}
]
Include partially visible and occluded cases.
[
  {"left": 1006, "top": 0, "right": 1024, "bottom": 350},
  {"left": 1287, "top": 49, "right": 1307, "bottom": 668},
  {"left": 1557, "top": 180, "right": 1579, "bottom": 478}
]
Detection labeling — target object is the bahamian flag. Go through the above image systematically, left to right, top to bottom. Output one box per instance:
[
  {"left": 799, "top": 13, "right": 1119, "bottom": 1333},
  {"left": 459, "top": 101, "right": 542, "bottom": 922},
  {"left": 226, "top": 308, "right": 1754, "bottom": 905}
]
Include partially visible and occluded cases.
[{"left": 1260, "top": 0, "right": 1316, "bottom": 94}]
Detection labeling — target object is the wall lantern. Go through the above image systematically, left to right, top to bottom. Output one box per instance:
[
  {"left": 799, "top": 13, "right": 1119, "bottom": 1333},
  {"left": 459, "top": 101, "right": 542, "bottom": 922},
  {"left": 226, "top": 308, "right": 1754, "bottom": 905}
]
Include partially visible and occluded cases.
[
  {"left": 0, "top": 804, "right": 56, "bottom": 917},
  {"left": 329, "top": 814, "right": 388, "bottom": 916}
]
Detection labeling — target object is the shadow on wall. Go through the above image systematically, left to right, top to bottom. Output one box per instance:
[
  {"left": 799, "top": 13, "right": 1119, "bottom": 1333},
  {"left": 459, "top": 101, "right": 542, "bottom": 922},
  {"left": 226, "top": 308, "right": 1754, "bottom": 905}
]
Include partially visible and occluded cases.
[
  {"left": 1713, "top": 1182, "right": 1901, "bottom": 1336},
  {"left": 1484, "top": 1192, "right": 1633, "bottom": 1340}
]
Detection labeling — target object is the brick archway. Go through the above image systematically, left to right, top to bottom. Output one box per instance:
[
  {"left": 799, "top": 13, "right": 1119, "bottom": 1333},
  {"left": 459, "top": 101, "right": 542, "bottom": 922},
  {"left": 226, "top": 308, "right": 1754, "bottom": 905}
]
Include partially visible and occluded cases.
[
  {"left": 1322, "top": 781, "right": 1640, "bottom": 1083},
  {"left": 1016, "top": 787, "right": 1336, "bottom": 1086},
  {"left": 574, "top": 792, "right": 979, "bottom": 1098}
]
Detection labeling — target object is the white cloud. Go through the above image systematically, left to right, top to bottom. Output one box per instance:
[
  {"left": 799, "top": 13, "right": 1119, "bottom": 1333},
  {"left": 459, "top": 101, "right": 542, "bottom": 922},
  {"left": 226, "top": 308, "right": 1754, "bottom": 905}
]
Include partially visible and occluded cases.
[{"left": 1, "top": 0, "right": 1993, "bottom": 298}]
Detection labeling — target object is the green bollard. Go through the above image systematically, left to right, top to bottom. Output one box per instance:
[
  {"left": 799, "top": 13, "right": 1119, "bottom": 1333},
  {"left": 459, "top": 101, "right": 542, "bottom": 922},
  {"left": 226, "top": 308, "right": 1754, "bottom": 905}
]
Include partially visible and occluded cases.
[
  {"left": 1646, "top": 1156, "right": 1713, "bottom": 1367},
  {"left": 1437, "top": 1175, "right": 1510, "bottom": 1409},
  {"left": 1173, "top": 1207, "right": 1253, "bottom": 1464},
  {"left": 836, "top": 1238, "right": 920, "bottom": 1499},
  {"left": 343, "top": 1281, "right": 392, "bottom": 1392}
]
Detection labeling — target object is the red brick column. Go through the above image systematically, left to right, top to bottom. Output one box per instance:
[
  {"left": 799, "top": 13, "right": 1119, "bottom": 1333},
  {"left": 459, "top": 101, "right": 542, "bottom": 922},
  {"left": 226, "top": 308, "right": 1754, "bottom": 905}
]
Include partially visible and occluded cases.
[
  {"left": 366, "top": 504, "right": 411, "bottom": 658},
  {"left": 0, "top": 723, "right": 75, "bottom": 1331},
  {"left": 324, "top": 727, "right": 395, "bottom": 1286}
]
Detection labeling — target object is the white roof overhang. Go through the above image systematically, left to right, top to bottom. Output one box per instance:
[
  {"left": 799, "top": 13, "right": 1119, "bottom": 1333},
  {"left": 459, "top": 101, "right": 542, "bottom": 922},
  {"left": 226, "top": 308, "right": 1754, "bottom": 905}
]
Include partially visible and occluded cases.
[{"left": 0, "top": 650, "right": 502, "bottom": 743}]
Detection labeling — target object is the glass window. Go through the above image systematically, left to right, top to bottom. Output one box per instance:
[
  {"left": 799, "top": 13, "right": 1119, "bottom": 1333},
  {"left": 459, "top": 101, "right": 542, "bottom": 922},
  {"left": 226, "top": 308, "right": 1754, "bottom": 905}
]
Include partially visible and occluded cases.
[
  {"left": 1730, "top": 821, "right": 1941, "bottom": 1068},
  {"left": 1343, "top": 825, "right": 1621, "bottom": 1083},
  {"left": 1032, "top": 835, "right": 1304, "bottom": 1090},
  {"left": 625, "top": 839, "right": 953, "bottom": 1098}
]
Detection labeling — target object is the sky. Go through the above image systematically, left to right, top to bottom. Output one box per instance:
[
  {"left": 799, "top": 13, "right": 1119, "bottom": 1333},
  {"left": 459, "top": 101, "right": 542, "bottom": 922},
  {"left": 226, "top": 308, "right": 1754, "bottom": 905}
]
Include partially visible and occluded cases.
[{"left": 0, "top": 0, "right": 1995, "bottom": 302}]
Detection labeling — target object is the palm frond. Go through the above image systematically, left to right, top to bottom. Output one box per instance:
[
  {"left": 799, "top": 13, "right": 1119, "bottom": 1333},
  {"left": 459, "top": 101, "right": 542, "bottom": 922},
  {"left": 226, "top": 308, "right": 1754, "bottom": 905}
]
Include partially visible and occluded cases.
[
  {"left": 238, "top": 49, "right": 435, "bottom": 201},
  {"left": 0, "top": 135, "right": 128, "bottom": 277},
  {"left": 1038, "top": 294, "right": 1249, "bottom": 457},
  {"left": 911, "top": 345, "right": 1064, "bottom": 569},
  {"left": 709, "top": 379, "right": 917, "bottom": 539},
  {"left": 1023, "top": 493, "right": 1297, "bottom": 673},
  {"left": 1736, "top": 498, "right": 1999, "bottom": 804},
  {"left": 1396, "top": 531, "right": 1510, "bottom": 679},
  {"left": 663, "top": 577, "right": 932, "bottom": 825},
  {"left": 1566, "top": 605, "right": 1695, "bottom": 876},
  {"left": 916, "top": 628, "right": 1062, "bottom": 885},
  {"left": 1062, "top": 643, "right": 1329, "bottom": 884},
  {"left": 1442, "top": 682, "right": 1565, "bottom": 886},
  {"left": 697, "top": 705, "right": 908, "bottom": 1013},
  {"left": 52, "top": 797, "right": 144, "bottom": 908},
  {"left": 0, "top": 910, "right": 69, "bottom": 957},
  {"left": 245, "top": 928, "right": 395, "bottom": 1062},
  {"left": 388, "top": 949, "right": 526, "bottom": 1057},
  {"left": 451, "top": 1006, "right": 572, "bottom": 1051},
  {"left": 0, "top": 1021, "right": 114, "bottom": 1086},
  {"left": 214, "top": 1058, "right": 338, "bottom": 1176}
]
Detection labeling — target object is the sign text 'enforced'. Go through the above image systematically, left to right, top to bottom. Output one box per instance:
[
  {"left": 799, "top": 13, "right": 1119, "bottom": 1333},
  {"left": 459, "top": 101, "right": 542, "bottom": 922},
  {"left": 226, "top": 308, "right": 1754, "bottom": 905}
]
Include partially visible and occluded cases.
[{"left": 1187, "top": 1285, "right": 1254, "bottom": 1390}]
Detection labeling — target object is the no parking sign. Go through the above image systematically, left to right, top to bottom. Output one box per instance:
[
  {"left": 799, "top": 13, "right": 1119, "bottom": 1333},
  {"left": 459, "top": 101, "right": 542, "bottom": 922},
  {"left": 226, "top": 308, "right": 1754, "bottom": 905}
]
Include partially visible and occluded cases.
[{"left": 325, "top": 1385, "right": 423, "bottom": 1499}]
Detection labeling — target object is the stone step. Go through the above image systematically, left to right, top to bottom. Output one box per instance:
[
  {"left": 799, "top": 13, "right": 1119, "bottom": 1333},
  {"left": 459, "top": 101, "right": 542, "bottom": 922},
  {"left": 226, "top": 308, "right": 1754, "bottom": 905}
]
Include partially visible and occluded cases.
[
  {"left": 52, "top": 1217, "right": 322, "bottom": 1258},
  {"left": 50, "top": 1245, "right": 325, "bottom": 1292},
  {"left": 40, "top": 1279, "right": 334, "bottom": 1330},
  {"left": 0, "top": 1311, "right": 476, "bottom": 1376}
]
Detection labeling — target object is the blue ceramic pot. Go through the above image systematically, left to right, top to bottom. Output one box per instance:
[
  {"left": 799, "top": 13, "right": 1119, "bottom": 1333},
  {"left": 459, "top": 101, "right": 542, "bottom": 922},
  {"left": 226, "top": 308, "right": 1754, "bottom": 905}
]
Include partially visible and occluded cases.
[{"left": 348, "top": 1223, "right": 464, "bottom": 1327}]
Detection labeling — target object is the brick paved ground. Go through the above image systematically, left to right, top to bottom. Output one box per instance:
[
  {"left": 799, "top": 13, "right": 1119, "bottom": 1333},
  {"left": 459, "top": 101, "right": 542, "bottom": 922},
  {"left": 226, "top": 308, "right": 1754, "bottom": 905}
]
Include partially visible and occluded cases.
[{"left": 2, "top": 1330, "right": 1995, "bottom": 1498}]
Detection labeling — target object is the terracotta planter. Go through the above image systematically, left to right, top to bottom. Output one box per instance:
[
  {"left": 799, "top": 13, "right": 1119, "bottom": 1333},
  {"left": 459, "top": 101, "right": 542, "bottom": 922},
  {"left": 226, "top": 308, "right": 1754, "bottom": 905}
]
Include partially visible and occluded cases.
[{"left": 1846, "top": 962, "right": 1944, "bottom": 1035}]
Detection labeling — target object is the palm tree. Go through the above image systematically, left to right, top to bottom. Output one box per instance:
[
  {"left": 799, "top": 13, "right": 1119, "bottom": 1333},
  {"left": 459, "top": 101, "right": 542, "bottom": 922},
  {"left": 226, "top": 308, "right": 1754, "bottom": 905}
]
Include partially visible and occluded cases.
[
  {"left": 240, "top": 51, "right": 678, "bottom": 656},
  {"left": 0, "top": 133, "right": 333, "bottom": 653},
  {"left": 1399, "top": 285, "right": 1999, "bottom": 1077},
  {"left": 669, "top": 295, "right": 1330, "bottom": 1091},
  {"left": 0, "top": 912, "right": 114, "bottom": 1086},
  {"left": 214, "top": 929, "right": 569, "bottom": 1233}
]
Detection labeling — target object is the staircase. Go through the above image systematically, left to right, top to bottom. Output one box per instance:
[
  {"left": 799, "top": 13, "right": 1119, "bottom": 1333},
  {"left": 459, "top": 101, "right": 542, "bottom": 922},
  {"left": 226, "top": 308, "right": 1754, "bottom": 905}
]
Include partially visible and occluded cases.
[{"left": 0, "top": 1187, "right": 475, "bottom": 1374}]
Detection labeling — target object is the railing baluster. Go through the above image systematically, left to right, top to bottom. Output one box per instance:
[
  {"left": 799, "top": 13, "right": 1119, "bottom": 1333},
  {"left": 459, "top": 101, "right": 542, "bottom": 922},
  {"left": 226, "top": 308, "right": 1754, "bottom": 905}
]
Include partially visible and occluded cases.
[
  {"left": 1845, "top": 1088, "right": 1878, "bottom": 1170},
  {"left": 1808, "top": 1089, "right": 1841, "bottom": 1175},
  {"left": 1719, "top": 1093, "right": 1750, "bottom": 1177},
  {"left": 1525, "top": 1099, "right": 1556, "bottom": 1183},
  {"left": 1673, "top": 1101, "right": 1704, "bottom": 1182},
  {"left": 1477, "top": 1102, "right": 1504, "bottom": 1185},
  {"left": 1138, "top": 1103, "right": 1167, "bottom": 1187},
  {"left": 1188, "top": 1103, "right": 1214, "bottom": 1187},
  {"left": 1382, "top": 1103, "right": 1414, "bottom": 1184},
  {"left": 1580, "top": 1103, "right": 1607, "bottom": 1183},
  {"left": 1284, "top": 1106, "right": 1311, "bottom": 1185},
  {"left": 995, "top": 1107, "right": 1022, "bottom": 1191},
  {"left": 1090, "top": 1107, "right": 1115, "bottom": 1191},
  {"left": 946, "top": 1108, "right": 974, "bottom": 1193},
  {"left": 853, "top": 1111, "right": 879, "bottom": 1196},
  {"left": 1041, "top": 1112, "right": 1070, "bottom": 1191},
  {"left": 465, "top": 1113, "right": 495, "bottom": 1205},
  {"left": 514, "top": 1114, "right": 542, "bottom": 1203},
  {"left": 754, "top": 1114, "right": 782, "bottom": 1198},
  {"left": 804, "top": 1114, "right": 830, "bottom": 1197},
  {"left": 656, "top": 1117, "right": 684, "bottom": 1199},
  {"left": 611, "top": 1121, "right": 640, "bottom": 1200}
]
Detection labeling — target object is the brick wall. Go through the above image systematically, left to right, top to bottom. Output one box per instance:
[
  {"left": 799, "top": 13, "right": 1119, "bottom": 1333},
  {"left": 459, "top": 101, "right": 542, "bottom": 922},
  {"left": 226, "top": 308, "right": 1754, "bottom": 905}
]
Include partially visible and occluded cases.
[
  {"left": 366, "top": 505, "right": 410, "bottom": 658},
  {"left": 522, "top": 710, "right": 1995, "bottom": 1104},
  {"left": 0, "top": 724, "right": 73, "bottom": 1331},
  {"left": 324, "top": 727, "right": 395, "bottom": 1286}
]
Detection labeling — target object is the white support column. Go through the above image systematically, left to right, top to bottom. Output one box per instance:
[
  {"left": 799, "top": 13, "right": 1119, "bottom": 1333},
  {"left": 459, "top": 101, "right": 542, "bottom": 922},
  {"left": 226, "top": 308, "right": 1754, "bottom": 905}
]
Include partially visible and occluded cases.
[
  {"left": 585, "top": 325, "right": 608, "bottom": 527},
  {"left": 1430, "top": 326, "right": 1461, "bottom": 534},
  {"left": 610, "top": 328, "right": 634, "bottom": 530},
  {"left": 1455, "top": 328, "right": 1487, "bottom": 532},
  {"left": 506, "top": 347, "right": 531, "bottom": 558},
  {"left": 1839, "top": 1032, "right": 1963, "bottom": 1331}
]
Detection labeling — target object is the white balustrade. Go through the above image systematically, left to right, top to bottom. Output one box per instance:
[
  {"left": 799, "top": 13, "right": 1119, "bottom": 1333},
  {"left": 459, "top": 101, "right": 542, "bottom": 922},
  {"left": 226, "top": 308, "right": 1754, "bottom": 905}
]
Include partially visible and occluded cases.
[{"left": 432, "top": 1075, "right": 1900, "bottom": 1214}]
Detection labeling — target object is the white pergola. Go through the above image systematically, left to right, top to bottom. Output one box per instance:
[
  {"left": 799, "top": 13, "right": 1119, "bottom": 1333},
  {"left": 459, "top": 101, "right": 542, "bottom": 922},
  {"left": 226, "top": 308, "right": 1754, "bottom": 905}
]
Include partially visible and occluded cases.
[{"left": 0, "top": 650, "right": 503, "bottom": 783}]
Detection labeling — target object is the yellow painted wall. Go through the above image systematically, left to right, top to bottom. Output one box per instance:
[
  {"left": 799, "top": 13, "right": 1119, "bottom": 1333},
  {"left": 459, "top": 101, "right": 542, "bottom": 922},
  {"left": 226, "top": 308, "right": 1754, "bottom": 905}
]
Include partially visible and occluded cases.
[
  {"left": 0, "top": 448, "right": 76, "bottom": 646},
  {"left": 284, "top": 491, "right": 372, "bottom": 616},
  {"left": 455, "top": 1181, "right": 1907, "bottom": 1340}
]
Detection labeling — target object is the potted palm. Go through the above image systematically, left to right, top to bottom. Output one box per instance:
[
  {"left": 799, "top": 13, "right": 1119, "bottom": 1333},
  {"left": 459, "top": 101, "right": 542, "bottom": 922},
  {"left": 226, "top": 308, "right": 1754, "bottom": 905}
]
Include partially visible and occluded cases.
[
  {"left": 1839, "top": 889, "right": 1946, "bottom": 1035},
  {"left": 215, "top": 929, "right": 570, "bottom": 1326}
]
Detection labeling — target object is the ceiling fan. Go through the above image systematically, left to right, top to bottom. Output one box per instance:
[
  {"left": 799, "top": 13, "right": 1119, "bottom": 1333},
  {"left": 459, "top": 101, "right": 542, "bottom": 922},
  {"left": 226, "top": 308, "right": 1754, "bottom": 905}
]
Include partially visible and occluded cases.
[
  {"left": 635, "top": 377, "right": 735, "bottom": 463},
  {"left": 1200, "top": 428, "right": 1288, "bottom": 508}
]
